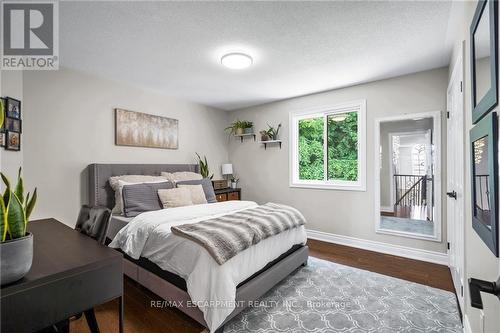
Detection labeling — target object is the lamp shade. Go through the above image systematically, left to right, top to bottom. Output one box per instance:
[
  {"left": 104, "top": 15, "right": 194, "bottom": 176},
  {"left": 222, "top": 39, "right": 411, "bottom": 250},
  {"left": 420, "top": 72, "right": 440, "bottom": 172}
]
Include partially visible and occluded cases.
[{"left": 221, "top": 164, "right": 233, "bottom": 175}]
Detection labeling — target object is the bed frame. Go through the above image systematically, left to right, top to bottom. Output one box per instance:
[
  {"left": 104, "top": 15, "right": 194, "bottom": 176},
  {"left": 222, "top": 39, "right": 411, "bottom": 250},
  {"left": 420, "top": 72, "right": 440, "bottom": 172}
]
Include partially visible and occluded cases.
[{"left": 87, "top": 163, "right": 309, "bottom": 333}]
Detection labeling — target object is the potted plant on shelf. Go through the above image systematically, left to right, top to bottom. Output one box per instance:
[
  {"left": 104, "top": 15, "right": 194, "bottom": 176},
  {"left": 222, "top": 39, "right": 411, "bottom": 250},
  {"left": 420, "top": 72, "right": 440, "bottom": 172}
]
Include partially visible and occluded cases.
[
  {"left": 225, "top": 120, "right": 253, "bottom": 136},
  {"left": 225, "top": 120, "right": 245, "bottom": 136},
  {"left": 242, "top": 121, "right": 254, "bottom": 134},
  {"left": 260, "top": 123, "right": 282, "bottom": 141},
  {"left": 195, "top": 153, "right": 214, "bottom": 179},
  {"left": 1, "top": 167, "right": 38, "bottom": 286},
  {"left": 230, "top": 177, "right": 239, "bottom": 189}
]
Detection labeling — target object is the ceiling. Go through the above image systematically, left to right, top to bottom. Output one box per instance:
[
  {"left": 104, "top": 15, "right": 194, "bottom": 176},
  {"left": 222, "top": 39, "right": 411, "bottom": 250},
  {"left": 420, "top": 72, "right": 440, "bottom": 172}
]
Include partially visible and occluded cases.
[{"left": 60, "top": 1, "right": 455, "bottom": 111}]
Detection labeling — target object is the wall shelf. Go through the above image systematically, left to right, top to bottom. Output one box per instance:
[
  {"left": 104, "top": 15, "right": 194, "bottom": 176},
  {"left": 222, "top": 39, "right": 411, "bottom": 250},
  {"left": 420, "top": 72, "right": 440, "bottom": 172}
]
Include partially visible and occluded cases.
[
  {"left": 234, "top": 133, "right": 256, "bottom": 142},
  {"left": 260, "top": 140, "right": 282, "bottom": 149}
]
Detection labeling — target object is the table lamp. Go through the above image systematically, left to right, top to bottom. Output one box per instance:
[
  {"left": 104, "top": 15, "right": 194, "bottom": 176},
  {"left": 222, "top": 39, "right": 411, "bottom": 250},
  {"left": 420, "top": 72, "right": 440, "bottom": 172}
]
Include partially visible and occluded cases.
[{"left": 222, "top": 163, "right": 233, "bottom": 186}]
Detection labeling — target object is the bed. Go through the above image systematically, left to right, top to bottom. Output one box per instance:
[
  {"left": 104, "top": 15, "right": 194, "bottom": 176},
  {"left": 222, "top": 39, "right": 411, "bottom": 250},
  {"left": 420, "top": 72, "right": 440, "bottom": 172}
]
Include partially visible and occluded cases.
[{"left": 87, "top": 163, "right": 309, "bottom": 333}]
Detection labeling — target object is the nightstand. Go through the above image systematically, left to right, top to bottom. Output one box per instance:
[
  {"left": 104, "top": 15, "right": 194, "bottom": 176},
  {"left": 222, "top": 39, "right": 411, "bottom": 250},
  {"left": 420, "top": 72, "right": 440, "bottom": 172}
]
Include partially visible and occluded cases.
[{"left": 214, "top": 188, "right": 241, "bottom": 202}]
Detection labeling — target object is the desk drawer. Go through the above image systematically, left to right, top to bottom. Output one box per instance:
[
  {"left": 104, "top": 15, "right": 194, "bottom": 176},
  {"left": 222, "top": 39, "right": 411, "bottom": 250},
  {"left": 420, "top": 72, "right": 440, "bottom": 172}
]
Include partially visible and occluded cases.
[{"left": 228, "top": 192, "right": 240, "bottom": 200}]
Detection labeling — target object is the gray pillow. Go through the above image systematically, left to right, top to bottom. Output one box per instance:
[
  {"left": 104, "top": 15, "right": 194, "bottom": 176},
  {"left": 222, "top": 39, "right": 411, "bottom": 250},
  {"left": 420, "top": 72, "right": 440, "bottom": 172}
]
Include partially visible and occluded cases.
[
  {"left": 176, "top": 178, "right": 217, "bottom": 203},
  {"left": 122, "top": 181, "right": 174, "bottom": 217}
]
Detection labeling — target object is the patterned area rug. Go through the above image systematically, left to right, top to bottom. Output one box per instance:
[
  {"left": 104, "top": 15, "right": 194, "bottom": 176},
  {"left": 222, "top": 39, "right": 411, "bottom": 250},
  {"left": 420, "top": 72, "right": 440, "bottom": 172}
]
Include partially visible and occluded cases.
[{"left": 223, "top": 257, "right": 462, "bottom": 332}]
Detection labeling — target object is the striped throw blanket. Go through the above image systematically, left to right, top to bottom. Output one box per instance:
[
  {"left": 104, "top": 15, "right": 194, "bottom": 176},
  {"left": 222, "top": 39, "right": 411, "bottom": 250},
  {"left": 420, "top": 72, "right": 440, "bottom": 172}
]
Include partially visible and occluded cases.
[{"left": 170, "top": 203, "right": 306, "bottom": 265}]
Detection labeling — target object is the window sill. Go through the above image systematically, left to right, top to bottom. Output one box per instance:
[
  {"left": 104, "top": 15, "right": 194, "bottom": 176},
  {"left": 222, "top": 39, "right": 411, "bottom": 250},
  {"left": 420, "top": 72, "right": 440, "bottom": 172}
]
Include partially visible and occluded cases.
[{"left": 289, "top": 182, "right": 366, "bottom": 192}]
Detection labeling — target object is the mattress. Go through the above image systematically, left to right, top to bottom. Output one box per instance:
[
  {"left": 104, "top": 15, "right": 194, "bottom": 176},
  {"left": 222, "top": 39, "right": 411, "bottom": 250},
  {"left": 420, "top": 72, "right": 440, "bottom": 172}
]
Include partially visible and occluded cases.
[
  {"left": 109, "top": 201, "right": 308, "bottom": 331},
  {"left": 122, "top": 243, "right": 304, "bottom": 292}
]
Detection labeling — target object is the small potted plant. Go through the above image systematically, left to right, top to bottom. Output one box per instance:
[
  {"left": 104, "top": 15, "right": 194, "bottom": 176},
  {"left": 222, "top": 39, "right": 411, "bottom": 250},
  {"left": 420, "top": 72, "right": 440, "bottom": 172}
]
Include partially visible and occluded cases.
[
  {"left": 225, "top": 120, "right": 246, "bottom": 136},
  {"left": 242, "top": 121, "right": 254, "bottom": 134},
  {"left": 260, "top": 123, "right": 282, "bottom": 141},
  {"left": 260, "top": 130, "right": 269, "bottom": 141},
  {"left": 1, "top": 168, "right": 38, "bottom": 286},
  {"left": 230, "top": 177, "right": 239, "bottom": 189}
]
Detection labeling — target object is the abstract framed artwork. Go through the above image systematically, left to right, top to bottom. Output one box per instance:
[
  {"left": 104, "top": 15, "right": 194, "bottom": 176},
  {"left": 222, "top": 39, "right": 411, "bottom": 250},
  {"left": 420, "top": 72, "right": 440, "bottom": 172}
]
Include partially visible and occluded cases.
[
  {"left": 115, "top": 108, "right": 179, "bottom": 149},
  {"left": 470, "top": 111, "right": 498, "bottom": 256}
]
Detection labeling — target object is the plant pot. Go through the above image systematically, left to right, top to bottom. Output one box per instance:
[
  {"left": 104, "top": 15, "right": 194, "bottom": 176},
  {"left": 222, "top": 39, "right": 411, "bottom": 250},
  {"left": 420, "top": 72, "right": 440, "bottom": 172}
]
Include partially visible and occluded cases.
[
  {"left": 243, "top": 127, "right": 253, "bottom": 134},
  {"left": 235, "top": 128, "right": 244, "bottom": 135},
  {"left": 261, "top": 134, "right": 269, "bottom": 141},
  {"left": 231, "top": 182, "right": 238, "bottom": 189},
  {"left": 0, "top": 233, "right": 33, "bottom": 286}
]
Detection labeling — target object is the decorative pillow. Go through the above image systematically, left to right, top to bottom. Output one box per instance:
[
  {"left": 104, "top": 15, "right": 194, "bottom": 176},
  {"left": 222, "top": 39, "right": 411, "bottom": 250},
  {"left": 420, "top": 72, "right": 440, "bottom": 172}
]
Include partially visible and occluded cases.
[
  {"left": 161, "top": 171, "right": 202, "bottom": 183},
  {"left": 109, "top": 175, "right": 167, "bottom": 214},
  {"left": 176, "top": 178, "right": 217, "bottom": 203},
  {"left": 122, "top": 181, "right": 174, "bottom": 217},
  {"left": 177, "top": 184, "right": 208, "bottom": 205},
  {"left": 158, "top": 188, "right": 194, "bottom": 208}
]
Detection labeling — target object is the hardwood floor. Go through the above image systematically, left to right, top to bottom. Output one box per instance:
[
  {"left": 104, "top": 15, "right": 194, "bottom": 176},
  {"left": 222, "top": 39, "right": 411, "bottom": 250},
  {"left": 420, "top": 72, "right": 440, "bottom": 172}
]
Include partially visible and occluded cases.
[
  {"left": 70, "top": 239, "right": 454, "bottom": 333},
  {"left": 307, "top": 239, "right": 454, "bottom": 292}
]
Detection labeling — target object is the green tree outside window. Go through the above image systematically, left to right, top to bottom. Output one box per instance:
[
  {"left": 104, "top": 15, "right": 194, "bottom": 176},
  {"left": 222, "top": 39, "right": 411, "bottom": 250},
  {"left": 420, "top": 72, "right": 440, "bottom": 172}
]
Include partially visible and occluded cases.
[{"left": 298, "top": 111, "right": 358, "bottom": 182}]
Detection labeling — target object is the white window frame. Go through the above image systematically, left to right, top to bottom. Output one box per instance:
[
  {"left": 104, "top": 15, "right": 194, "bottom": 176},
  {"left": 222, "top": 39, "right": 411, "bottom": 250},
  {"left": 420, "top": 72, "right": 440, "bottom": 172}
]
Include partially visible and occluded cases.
[{"left": 289, "top": 99, "right": 366, "bottom": 191}]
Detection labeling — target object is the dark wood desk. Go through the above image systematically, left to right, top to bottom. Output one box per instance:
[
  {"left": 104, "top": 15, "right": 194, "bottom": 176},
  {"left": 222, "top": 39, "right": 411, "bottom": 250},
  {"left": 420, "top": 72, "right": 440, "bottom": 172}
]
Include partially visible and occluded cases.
[{"left": 1, "top": 219, "right": 123, "bottom": 333}]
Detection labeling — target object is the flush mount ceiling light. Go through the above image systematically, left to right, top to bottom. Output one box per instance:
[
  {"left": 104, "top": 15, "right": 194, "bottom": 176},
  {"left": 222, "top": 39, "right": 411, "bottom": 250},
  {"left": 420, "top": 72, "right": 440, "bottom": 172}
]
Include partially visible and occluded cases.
[{"left": 221, "top": 53, "right": 253, "bottom": 70}]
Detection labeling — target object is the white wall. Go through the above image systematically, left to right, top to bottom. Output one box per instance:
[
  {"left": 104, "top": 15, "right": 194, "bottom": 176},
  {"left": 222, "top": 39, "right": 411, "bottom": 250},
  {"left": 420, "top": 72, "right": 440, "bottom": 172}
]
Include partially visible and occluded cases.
[
  {"left": 449, "top": 1, "right": 500, "bottom": 332},
  {"left": 228, "top": 67, "right": 448, "bottom": 253},
  {"left": 21, "top": 68, "right": 229, "bottom": 226},
  {"left": 0, "top": 71, "right": 24, "bottom": 186}
]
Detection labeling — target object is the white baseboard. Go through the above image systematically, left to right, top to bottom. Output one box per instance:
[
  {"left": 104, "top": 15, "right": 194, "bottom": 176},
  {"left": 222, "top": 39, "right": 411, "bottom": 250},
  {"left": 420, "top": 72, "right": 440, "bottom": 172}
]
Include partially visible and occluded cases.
[
  {"left": 380, "top": 205, "right": 393, "bottom": 213},
  {"left": 307, "top": 229, "right": 449, "bottom": 266},
  {"left": 463, "top": 314, "right": 471, "bottom": 333}
]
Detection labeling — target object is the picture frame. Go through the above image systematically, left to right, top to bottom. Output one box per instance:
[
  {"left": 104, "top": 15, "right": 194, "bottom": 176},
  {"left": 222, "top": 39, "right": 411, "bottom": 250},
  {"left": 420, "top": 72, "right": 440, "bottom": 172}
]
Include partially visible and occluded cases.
[
  {"left": 470, "top": 0, "right": 498, "bottom": 124},
  {"left": 5, "top": 97, "right": 21, "bottom": 119},
  {"left": 115, "top": 108, "right": 179, "bottom": 149},
  {"left": 470, "top": 111, "right": 499, "bottom": 256},
  {"left": 4, "top": 117, "right": 21, "bottom": 133},
  {"left": 5, "top": 131, "right": 21, "bottom": 151},
  {"left": 0, "top": 132, "right": 5, "bottom": 148}
]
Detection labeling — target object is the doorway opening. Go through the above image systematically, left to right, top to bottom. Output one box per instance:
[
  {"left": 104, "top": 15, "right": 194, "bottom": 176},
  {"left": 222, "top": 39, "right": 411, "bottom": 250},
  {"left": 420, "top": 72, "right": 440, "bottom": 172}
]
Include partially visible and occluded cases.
[
  {"left": 375, "top": 112, "right": 441, "bottom": 241},
  {"left": 381, "top": 129, "right": 435, "bottom": 235}
]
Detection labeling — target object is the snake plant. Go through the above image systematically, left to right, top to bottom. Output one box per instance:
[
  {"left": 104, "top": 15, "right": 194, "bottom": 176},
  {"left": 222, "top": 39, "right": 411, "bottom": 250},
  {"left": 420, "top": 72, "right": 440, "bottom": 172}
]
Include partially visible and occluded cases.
[
  {"left": 0, "top": 98, "right": 4, "bottom": 129},
  {"left": 195, "top": 153, "right": 214, "bottom": 180},
  {"left": 0, "top": 167, "right": 37, "bottom": 242}
]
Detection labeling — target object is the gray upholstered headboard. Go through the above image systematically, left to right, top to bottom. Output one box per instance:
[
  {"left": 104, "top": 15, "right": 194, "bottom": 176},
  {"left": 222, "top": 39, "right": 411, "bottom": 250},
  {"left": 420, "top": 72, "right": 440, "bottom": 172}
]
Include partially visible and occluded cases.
[{"left": 87, "top": 163, "right": 199, "bottom": 209}]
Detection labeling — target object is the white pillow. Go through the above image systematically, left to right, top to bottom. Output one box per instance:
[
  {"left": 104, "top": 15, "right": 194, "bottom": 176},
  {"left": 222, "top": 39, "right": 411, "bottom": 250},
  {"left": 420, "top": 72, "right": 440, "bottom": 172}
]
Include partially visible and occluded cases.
[
  {"left": 161, "top": 171, "right": 202, "bottom": 183},
  {"left": 109, "top": 175, "right": 167, "bottom": 214},
  {"left": 177, "top": 184, "right": 207, "bottom": 205},
  {"left": 158, "top": 188, "right": 194, "bottom": 208}
]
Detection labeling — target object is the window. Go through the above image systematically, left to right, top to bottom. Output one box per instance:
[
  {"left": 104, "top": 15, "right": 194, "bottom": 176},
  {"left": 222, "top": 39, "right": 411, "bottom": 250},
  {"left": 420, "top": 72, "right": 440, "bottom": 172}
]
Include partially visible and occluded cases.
[{"left": 290, "top": 100, "right": 366, "bottom": 190}]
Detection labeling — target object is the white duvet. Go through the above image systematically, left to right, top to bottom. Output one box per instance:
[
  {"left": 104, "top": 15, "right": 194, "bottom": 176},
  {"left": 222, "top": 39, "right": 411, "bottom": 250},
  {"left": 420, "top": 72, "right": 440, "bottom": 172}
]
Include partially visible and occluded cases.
[{"left": 109, "top": 201, "right": 307, "bottom": 332}]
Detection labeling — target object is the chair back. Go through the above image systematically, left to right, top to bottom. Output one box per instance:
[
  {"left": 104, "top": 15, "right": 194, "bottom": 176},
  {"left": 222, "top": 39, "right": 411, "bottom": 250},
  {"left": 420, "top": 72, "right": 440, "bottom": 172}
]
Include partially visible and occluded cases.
[{"left": 75, "top": 205, "right": 111, "bottom": 245}]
